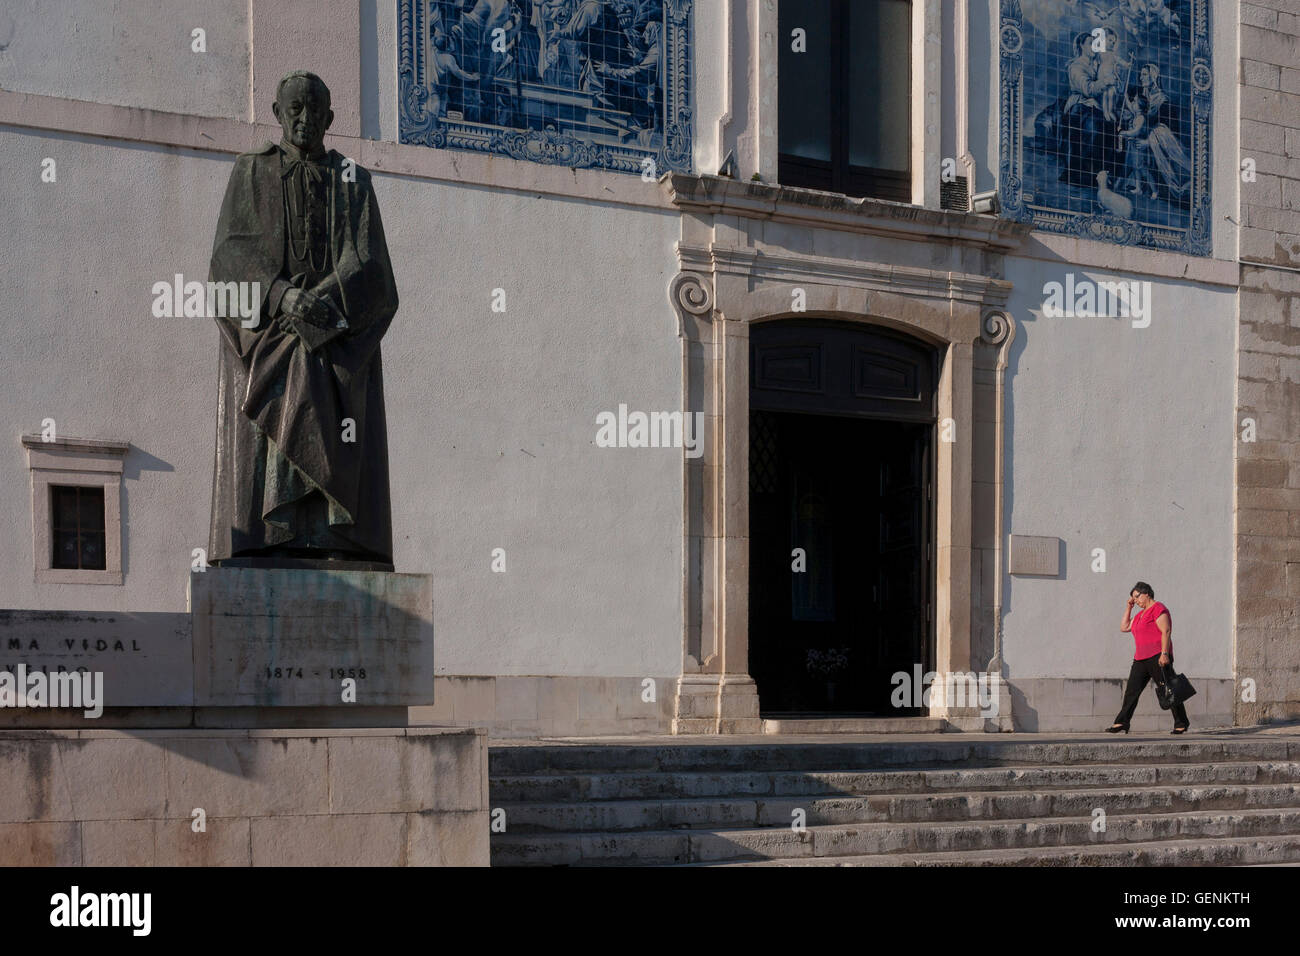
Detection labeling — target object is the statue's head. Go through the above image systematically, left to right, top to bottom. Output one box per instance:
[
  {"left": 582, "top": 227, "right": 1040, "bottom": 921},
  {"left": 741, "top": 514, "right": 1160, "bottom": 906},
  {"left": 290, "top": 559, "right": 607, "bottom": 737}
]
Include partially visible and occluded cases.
[{"left": 273, "top": 71, "right": 333, "bottom": 153}]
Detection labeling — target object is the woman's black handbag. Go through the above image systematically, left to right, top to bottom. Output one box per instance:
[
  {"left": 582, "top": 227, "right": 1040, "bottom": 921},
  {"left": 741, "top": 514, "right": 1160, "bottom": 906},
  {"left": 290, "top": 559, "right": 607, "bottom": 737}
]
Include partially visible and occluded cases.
[{"left": 1157, "top": 665, "right": 1196, "bottom": 709}]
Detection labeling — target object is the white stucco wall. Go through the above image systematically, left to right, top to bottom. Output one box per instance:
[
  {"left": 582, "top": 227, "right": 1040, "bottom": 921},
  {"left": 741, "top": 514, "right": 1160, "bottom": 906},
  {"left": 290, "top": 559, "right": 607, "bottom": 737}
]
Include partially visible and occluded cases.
[
  {"left": 0, "top": 0, "right": 250, "bottom": 120},
  {"left": 0, "top": 0, "right": 1249, "bottom": 693},
  {"left": 978, "top": 0, "right": 1242, "bottom": 686},
  {"left": 0, "top": 127, "right": 685, "bottom": 678},
  {"left": 999, "top": 255, "right": 1237, "bottom": 682}
]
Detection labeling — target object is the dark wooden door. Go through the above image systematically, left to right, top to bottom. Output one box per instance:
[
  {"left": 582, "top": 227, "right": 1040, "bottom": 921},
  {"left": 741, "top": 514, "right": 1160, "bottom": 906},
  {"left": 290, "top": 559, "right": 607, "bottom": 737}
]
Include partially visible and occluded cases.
[
  {"left": 749, "top": 320, "right": 936, "bottom": 715},
  {"left": 873, "top": 424, "right": 930, "bottom": 714}
]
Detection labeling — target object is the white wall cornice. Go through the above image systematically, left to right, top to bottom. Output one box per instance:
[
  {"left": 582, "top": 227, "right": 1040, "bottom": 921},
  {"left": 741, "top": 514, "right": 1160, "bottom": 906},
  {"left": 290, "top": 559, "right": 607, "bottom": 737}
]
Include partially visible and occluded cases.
[
  {"left": 665, "top": 173, "right": 1031, "bottom": 254},
  {"left": 676, "top": 243, "right": 1014, "bottom": 309}
]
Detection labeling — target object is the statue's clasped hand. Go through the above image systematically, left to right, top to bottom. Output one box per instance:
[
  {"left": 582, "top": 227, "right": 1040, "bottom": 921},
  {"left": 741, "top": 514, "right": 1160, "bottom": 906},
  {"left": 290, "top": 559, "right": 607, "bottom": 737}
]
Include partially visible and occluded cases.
[{"left": 282, "top": 288, "right": 348, "bottom": 331}]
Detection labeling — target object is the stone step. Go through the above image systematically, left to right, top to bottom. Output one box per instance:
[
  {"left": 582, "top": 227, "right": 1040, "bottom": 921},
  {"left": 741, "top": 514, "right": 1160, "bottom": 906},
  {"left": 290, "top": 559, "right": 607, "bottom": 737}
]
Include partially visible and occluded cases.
[
  {"left": 760, "top": 717, "right": 947, "bottom": 734},
  {"left": 489, "top": 738, "right": 1298, "bottom": 775},
  {"left": 490, "top": 760, "right": 1300, "bottom": 803},
  {"left": 494, "top": 782, "right": 1300, "bottom": 833},
  {"left": 489, "top": 806, "right": 1300, "bottom": 866},
  {"left": 698, "top": 833, "right": 1300, "bottom": 867}
]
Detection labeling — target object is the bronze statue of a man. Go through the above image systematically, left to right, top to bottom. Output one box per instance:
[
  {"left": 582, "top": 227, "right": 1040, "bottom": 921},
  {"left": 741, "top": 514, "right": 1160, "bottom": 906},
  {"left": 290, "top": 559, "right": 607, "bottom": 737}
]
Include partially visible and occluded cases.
[{"left": 207, "top": 71, "right": 398, "bottom": 571}]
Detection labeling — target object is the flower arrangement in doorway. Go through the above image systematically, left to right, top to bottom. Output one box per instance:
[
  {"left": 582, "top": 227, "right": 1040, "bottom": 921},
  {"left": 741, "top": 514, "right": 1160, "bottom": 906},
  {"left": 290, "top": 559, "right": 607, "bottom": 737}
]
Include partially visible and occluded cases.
[
  {"left": 805, "top": 648, "right": 850, "bottom": 677},
  {"left": 806, "top": 648, "right": 851, "bottom": 708}
]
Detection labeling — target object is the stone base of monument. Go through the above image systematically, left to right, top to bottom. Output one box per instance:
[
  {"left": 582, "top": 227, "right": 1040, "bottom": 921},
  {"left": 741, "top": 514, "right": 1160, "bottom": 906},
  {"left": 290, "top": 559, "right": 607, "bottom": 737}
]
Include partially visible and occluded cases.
[
  {"left": 190, "top": 567, "right": 435, "bottom": 708},
  {"left": 0, "top": 568, "right": 486, "bottom": 865},
  {"left": 0, "top": 568, "right": 436, "bottom": 720},
  {"left": 0, "top": 726, "right": 487, "bottom": 865}
]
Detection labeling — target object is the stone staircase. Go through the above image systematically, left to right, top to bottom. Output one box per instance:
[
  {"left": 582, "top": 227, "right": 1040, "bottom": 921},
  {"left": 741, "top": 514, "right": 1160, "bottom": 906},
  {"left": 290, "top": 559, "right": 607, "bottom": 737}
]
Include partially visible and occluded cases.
[{"left": 488, "top": 735, "right": 1300, "bottom": 866}]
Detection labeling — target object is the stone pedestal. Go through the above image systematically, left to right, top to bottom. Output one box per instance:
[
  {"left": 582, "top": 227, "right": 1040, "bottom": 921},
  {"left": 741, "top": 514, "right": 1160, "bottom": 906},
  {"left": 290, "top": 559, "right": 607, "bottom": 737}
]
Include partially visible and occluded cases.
[
  {"left": 189, "top": 567, "right": 434, "bottom": 707},
  {"left": 0, "top": 569, "right": 474, "bottom": 866},
  {"left": 0, "top": 609, "right": 192, "bottom": 707},
  {"left": 926, "top": 671, "right": 1012, "bottom": 732},
  {"left": 672, "top": 674, "right": 762, "bottom": 734},
  {"left": 982, "top": 674, "right": 1014, "bottom": 732},
  {"left": 0, "top": 727, "right": 488, "bottom": 866}
]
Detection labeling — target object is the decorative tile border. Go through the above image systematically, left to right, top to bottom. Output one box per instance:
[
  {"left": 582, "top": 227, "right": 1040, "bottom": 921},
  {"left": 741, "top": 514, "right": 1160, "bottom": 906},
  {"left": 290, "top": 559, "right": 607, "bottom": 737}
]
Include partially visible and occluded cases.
[
  {"left": 399, "top": 0, "right": 693, "bottom": 175},
  {"left": 999, "top": 0, "right": 1211, "bottom": 255}
]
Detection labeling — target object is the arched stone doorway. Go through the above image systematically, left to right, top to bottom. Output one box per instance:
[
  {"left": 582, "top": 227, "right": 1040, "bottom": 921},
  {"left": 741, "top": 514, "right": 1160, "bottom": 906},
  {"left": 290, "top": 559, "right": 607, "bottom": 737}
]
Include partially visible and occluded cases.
[
  {"left": 664, "top": 177, "right": 1026, "bottom": 734},
  {"left": 667, "top": 271, "right": 1016, "bottom": 734},
  {"left": 748, "top": 319, "right": 937, "bottom": 715}
]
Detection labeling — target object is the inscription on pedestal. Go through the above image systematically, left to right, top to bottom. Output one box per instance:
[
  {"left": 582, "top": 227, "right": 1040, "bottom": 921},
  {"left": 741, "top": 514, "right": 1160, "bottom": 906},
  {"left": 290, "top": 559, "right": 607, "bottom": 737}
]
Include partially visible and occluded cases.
[
  {"left": 190, "top": 568, "right": 434, "bottom": 706},
  {"left": 0, "top": 610, "right": 193, "bottom": 707}
]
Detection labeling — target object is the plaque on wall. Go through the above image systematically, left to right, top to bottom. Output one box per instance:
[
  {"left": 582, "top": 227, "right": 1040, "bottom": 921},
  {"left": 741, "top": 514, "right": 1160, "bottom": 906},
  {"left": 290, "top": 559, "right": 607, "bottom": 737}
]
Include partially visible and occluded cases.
[{"left": 1008, "top": 535, "right": 1061, "bottom": 577}]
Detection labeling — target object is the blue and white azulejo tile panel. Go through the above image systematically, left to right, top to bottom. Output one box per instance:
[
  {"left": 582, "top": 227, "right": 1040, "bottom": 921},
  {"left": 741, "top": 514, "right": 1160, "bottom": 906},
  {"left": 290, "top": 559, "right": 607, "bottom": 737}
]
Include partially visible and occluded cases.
[
  {"left": 399, "top": 0, "right": 694, "bottom": 175},
  {"left": 999, "top": 0, "right": 1212, "bottom": 255}
]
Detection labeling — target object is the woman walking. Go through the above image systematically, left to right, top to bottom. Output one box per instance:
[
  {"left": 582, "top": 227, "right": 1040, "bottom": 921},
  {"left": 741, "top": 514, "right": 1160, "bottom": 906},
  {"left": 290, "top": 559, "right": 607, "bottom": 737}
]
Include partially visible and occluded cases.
[{"left": 1108, "top": 582, "right": 1189, "bottom": 734}]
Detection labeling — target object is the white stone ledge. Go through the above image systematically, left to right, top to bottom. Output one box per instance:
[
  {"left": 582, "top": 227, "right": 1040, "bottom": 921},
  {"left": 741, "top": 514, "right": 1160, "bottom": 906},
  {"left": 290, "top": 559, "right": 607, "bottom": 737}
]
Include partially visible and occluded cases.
[
  {"left": 0, "top": 88, "right": 671, "bottom": 212},
  {"left": 667, "top": 173, "right": 1032, "bottom": 253},
  {"left": 20, "top": 434, "right": 129, "bottom": 456}
]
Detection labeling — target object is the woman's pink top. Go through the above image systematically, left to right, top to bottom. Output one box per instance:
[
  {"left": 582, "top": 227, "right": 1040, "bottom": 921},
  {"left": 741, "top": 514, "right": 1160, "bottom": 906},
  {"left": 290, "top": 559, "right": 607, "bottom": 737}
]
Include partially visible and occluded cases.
[{"left": 1131, "top": 601, "right": 1170, "bottom": 660}]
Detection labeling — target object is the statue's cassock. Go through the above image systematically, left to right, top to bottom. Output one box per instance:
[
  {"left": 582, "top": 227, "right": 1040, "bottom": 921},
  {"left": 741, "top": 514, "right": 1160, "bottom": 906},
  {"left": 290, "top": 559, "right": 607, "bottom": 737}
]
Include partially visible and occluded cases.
[{"left": 207, "top": 142, "right": 398, "bottom": 567}]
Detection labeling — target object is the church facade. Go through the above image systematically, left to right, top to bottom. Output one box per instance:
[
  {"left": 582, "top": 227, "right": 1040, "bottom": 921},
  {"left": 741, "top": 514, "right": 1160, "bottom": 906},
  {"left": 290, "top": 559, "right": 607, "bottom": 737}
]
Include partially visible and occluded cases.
[{"left": 0, "top": 0, "right": 1295, "bottom": 735}]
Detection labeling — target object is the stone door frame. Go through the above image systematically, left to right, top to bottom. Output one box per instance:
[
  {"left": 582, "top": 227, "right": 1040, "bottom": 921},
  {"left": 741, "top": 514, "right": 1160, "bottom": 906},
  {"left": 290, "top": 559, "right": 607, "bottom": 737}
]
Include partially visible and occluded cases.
[{"left": 665, "top": 175, "right": 1026, "bottom": 733}]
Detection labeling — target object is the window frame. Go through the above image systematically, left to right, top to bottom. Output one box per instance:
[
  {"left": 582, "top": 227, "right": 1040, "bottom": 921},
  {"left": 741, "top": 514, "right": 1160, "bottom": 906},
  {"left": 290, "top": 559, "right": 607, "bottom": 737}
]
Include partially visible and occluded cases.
[
  {"left": 777, "top": 0, "right": 913, "bottom": 202},
  {"left": 22, "top": 435, "right": 126, "bottom": 585}
]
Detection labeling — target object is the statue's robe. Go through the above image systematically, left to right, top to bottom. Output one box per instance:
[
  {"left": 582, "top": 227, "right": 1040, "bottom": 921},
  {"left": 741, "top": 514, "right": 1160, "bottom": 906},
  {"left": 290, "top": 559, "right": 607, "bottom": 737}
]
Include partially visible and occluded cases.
[{"left": 207, "top": 141, "right": 398, "bottom": 566}]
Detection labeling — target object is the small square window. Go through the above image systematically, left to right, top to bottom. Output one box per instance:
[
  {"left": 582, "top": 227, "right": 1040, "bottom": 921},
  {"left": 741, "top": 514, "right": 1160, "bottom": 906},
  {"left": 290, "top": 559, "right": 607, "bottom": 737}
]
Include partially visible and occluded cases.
[
  {"left": 22, "top": 435, "right": 127, "bottom": 585},
  {"left": 50, "top": 485, "right": 107, "bottom": 570}
]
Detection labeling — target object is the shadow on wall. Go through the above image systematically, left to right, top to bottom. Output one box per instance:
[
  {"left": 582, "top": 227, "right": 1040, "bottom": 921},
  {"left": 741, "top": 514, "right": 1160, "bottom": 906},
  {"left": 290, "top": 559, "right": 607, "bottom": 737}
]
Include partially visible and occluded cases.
[
  {"left": 360, "top": 0, "right": 380, "bottom": 140},
  {"left": 121, "top": 443, "right": 177, "bottom": 578}
]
